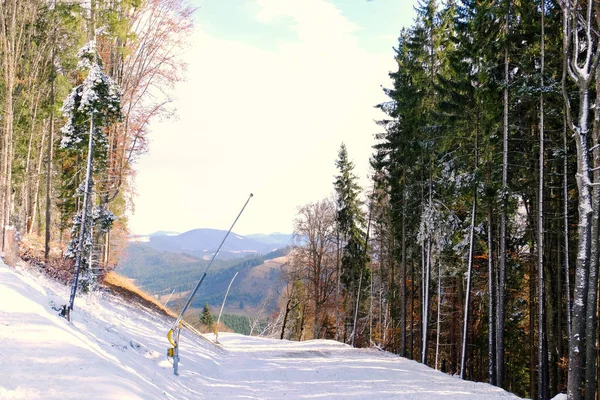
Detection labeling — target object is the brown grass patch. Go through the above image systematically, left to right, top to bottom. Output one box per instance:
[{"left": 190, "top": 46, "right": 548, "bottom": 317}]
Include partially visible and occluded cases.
[{"left": 101, "top": 271, "right": 177, "bottom": 319}]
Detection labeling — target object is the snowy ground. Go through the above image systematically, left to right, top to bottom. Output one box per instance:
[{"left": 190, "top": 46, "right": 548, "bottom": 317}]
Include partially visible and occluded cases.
[{"left": 0, "top": 261, "right": 524, "bottom": 399}]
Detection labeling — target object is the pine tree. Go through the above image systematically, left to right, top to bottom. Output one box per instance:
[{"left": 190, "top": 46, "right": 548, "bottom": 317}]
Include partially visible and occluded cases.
[
  {"left": 61, "top": 41, "right": 121, "bottom": 294},
  {"left": 334, "top": 143, "right": 367, "bottom": 344},
  {"left": 200, "top": 303, "right": 214, "bottom": 331}
]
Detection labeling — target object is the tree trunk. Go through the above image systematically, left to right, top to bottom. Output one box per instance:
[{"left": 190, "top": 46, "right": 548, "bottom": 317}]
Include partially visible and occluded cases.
[
  {"left": 0, "top": 0, "right": 16, "bottom": 248},
  {"left": 45, "top": 0, "right": 57, "bottom": 262},
  {"left": 496, "top": 1, "right": 510, "bottom": 387},
  {"left": 561, "top": 1, "right": 598, "bottom": 398},
  {"left": 538, "top": 7, "right": 549, "bottom": 397},
  {"left": 584, "top": 62, "right": 600, "bottom": 400},
  {"left": 23, "top": 97, "right": 39, "bottom": 234},
  {"left": 67, "top": 112, "right": 96, "bottom": 316},
  {"left": 563, "top": 117, "right": 572, "bottom": 336},
  {"left": 29, "top": 127, "right": 47, "bottom": 236},
  {"left": 461, "top": 130, "right": 478, "bottom": 380},
  {"left": 401, "top": 167, "right": 407, "bottom": 357},
  {"left": 422, "top": 177, "right": 432, "bottom": 366},
  {"left": 461, "top": 191, "right": 477, "bottom": 380},
  {"left": 488, "top": 205, "right": 496, "bottom": 385},
  {"left": 335, "top": 229, "right": 341, "bottom": 341},
  {"left": 531, "top": 235, "right": 536, "bottom": 400},
  {"left": 435, "top": 255, "right": 442, "bottom": 371},
  {"left": 411, "top": 258, "right": 415, "bottom": 359},
  {"left": 281, "top": 297, "right": 292, "bottom": 340}
]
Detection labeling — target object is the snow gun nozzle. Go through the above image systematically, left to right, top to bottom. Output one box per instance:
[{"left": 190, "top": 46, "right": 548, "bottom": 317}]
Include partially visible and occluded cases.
[{"left": 167, "top": 328, "right": 177, "bottom": 348}]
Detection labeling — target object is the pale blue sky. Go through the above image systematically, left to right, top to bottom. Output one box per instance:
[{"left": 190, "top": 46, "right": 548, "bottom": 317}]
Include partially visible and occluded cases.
[{"left": 128, "top": 0, "right": 418, "bottom": 236}]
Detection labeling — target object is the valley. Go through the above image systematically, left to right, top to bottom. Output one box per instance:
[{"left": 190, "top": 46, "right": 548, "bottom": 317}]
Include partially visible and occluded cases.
[{"left": 117, "top": 229, "right": 293, "bottom": 332}]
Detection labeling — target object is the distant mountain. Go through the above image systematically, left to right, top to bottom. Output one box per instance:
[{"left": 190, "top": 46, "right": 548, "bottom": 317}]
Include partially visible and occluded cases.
[
  {"left": 136, "top": 229, "right": 291, "bottom": 260},
  {"left": 147, "top": 230, "right": 180, "bottom": 237},
  {"left": 245, "top": 233, "right": 293, "bottom": 246}
]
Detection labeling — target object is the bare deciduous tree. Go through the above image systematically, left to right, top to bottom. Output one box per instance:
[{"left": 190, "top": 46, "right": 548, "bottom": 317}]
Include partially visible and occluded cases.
[{"left": 291, "top": 199, "right": 338, "bottom": 339}]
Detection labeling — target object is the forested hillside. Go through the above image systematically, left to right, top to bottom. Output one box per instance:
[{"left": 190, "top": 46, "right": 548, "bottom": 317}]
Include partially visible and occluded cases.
[{"left": 118, "top": 242, "right": 288, "bottom": 314}]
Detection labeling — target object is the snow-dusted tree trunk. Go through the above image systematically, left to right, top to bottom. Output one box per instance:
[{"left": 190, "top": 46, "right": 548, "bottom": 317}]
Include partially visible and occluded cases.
[
  {"left": 496, "top": 1, "right": 510, "bottom": 388},
  {"left": 559, "top": 1, "right": 600, "bottom": 398},
  {"left": 537, "top": 5, "right": 548, "bottom": 398},
  {"left": 561, "top": 36, "right": 572, "bottom": 345},
  {"left": 584, "top": 61, "right": 600, "bottom": 400},
  {"left": 67, "top": 115, "right": 95, "bottom": 315},
  {"left": 563, "top": 119, "right": 571, "bottom": 336},
  {"left": 461, "top": 132, "right": 478, "bottom": 380},
  {"left": 401, "top": 168, "right": 407, "bottom": 357},
  {"left": 421, "top": 176, "right": 432, "bottom": 366},
  {"left": 460, "top": 193, "right": 477, "bottom": 380},
  {"left": 488, "top": 206, "right": 496, "bottom": 385},
  {"left": 422, "top": 239, "right": 430, "bottom": 365},
  {"left": 435, "top": 260, "right": 441, "bottom": 371}
]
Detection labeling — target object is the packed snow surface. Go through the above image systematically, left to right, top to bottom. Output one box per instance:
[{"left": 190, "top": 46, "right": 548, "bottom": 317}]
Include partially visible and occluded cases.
[{"left": 0, "top": 261, "right": 523, "bottom": 399}]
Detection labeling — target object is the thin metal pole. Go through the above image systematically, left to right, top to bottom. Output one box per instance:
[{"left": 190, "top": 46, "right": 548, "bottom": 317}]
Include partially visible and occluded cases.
[
  {"left": 170, "top": 193, "right": 253, "bottom": 375},
  {"left": 172, "top": 193, "right": 253, "bottom": 329},
  {"left": 215, "top": 271, "right": 239, "bottom": 343},
  {"left": 163, "top": 289, "right": 176, "bottom": 308}
]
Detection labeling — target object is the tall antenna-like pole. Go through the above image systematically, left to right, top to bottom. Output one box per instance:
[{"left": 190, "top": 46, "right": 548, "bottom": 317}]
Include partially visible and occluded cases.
[
  {"left": 168, "top": 193, "right": 253, "bottom": 375},
  {"left": 215, "top": 271, "right": 239, "bottom": 344}
]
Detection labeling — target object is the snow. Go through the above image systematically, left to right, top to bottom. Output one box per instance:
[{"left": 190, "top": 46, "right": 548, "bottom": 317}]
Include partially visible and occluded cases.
[
  {"left": 129, "top": 236, "right": 150, "bottom": 243},
  {"left": 0, "top": 261, "right": 523, "bottom": 399}
]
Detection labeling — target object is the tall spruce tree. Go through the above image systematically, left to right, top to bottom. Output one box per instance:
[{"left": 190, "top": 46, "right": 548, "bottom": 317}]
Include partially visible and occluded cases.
[
  {"left": 61, "top": 41, "right": 121, "bottom": 295},
  {"left": 334, "top": 143, "right": 367, "bottom": 344}
]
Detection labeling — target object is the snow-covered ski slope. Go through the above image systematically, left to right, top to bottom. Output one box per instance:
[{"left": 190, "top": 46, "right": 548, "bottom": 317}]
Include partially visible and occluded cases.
[{"left": 0, "top": 261, "right": 522, "bottom": 400}]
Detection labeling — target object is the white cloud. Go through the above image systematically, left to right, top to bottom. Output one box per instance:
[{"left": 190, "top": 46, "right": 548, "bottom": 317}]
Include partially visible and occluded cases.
[
  {"left": 128, "top": 0, "right": 397, "bottom": 235},
  {"left": 255, "top": 0, "right": 360, "bottom": 45}
]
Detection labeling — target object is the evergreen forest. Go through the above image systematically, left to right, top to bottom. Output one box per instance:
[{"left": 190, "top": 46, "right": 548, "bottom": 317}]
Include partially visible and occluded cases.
[{"left": 280, "top": 1, "right": 600, "bottom": 399}]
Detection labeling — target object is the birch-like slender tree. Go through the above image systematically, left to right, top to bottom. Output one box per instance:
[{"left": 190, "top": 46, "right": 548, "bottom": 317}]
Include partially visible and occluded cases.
[
  {"left": 559, "top": 1, "right": 599, "bottom": 398},
  {"left": 585, "top": 44, "right": 600, "bottom": 400}
]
